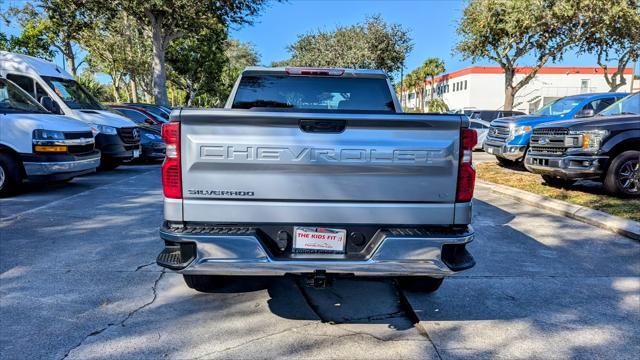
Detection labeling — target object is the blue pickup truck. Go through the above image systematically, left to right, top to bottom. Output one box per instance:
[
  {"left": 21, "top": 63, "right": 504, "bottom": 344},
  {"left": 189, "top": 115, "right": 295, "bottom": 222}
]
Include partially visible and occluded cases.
[{"left": 484, "top": 92, "right": 629, "bottom": 165}]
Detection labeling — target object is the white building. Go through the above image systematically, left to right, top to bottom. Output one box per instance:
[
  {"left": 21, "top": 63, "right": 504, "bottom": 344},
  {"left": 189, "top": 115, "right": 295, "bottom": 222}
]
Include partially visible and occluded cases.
[{"left": 401, "top": 66, "right": 635, "bottom": 114}]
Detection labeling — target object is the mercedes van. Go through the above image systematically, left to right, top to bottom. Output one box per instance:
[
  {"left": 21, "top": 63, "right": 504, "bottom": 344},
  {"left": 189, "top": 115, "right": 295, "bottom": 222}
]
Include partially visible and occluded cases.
[{"left": 0, "top": 51, "right": 140, "bottom": 169}]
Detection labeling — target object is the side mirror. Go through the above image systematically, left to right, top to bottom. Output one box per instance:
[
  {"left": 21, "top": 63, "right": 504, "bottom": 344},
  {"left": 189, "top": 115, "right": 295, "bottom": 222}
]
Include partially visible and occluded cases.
[
  {"left": 40, "top": 96, "right": 61, "bottom": 114},
  {"left": 575, "top": 108, "right": 595, "bottom": 118}
]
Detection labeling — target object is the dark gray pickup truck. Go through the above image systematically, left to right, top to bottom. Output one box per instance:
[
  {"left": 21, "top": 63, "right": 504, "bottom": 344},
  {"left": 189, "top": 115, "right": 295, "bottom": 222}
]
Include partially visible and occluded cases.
[
  {"left": 156, "top": 67, "right": 478, "bottom": 293},
  {"left": 525, "top": 92, "right": 640, "bottom": 197}
]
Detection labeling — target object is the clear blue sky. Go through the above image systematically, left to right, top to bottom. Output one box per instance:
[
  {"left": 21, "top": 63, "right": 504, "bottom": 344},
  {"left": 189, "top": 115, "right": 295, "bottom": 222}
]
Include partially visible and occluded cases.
[{"left": 2, "top": 0, "right": 638, "bottom": 78}]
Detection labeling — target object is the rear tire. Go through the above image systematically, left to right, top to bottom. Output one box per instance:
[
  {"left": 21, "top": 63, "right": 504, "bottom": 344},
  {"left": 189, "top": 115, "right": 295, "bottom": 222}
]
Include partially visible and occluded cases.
[
  {"left": 603, "top": 150, "right": 640, "bottom": 197},
  {"left": 0, "top": 153, "right": 22, "bottom": 197},
  {"left": 542, "top": 175, "right": 576, "bottom": 189},
  {"left": 183, "top": 275, "right": 226, "bottom": 292},
  {"left": 395, "top": 276, "right": 444, "bottom": 293}
]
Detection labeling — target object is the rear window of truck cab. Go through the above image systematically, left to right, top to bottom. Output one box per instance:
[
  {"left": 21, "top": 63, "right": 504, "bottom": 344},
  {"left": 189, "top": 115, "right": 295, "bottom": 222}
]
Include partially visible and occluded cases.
[{"left": 232, "top": 74, "right": 396, "bottom": 112}]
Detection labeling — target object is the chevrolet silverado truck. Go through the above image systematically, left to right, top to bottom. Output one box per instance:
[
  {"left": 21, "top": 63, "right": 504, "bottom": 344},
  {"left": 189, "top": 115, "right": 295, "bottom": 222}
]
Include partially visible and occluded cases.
[
  {"left": 156, "top": 67, "right": 477, "bottom": 293},
  {"left": 485, "top": 92, "right": 628, "bottom": 165},
  {"left": 525, "top": 92, "right": 639, "bottom": 197}
]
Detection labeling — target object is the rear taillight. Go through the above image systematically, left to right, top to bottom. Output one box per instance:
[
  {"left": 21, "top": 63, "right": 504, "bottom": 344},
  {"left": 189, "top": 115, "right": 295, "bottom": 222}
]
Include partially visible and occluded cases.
[
  {"left": 285, "top": 67, "right": 345, "bottom": 76},
  {"left": 162, "top": 122, "right": 182, "bottom": 199},
  {"left": 456, "top": 128, "right": 477, "bottom": 202}
]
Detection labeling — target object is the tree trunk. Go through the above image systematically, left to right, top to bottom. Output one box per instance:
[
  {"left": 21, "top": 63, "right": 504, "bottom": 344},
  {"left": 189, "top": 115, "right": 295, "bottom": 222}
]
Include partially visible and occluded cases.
[
  {"left": 150, "top": 16, "right": 170, "bottom": 106},
  {"left": 63, "top": 41, "right": 76, "bottom": 76},
  {"left": 503, "top": 68, "right": 515, "bottom": 111},
  {"left": 111, "top": 76, "right": 120, "bottom": 103},
  {"left": 130, "top": 77, "right": 139, "bottom": 103}
]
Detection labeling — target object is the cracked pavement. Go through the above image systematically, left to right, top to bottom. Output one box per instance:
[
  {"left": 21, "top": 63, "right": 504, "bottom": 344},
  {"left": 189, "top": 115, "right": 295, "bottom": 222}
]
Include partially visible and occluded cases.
[{"left": 1, "top": 164, "right": 638, "bottom": 359}]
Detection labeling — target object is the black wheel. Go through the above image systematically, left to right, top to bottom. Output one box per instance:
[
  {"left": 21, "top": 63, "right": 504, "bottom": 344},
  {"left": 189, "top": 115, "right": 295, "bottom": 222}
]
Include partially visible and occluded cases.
[
  {"left": 604, "top": 150, "right": 640, "bottom": 197},
  {"left": 0, "top": 153, "right": 22, "bottom": 197},
  {"left": 496, "top": 157, "right": 522, "bottom": 168},
  {"left": 98, "top": 158, "right": 120, "bottom": 171},
  {"left": 542, "top": 175, "right": 576, "bottom": 188},
  {"left": 183, "top": 275, "right": 226, "bottom": 292},
  {"left": 395, "top": 277, "right": 444, "bottom": 293}
]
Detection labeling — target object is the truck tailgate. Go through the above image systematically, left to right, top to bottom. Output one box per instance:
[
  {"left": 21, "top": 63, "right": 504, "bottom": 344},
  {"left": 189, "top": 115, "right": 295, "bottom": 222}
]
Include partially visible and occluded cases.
[{"left": 179, "top": 109, "right": 464, "bottom": 224}]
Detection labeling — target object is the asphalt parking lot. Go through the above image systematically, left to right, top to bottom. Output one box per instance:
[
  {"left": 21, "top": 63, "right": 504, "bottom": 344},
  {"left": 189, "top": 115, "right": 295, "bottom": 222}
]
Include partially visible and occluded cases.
[{"left": 1, "top": 164, "right": 638, "bottom": 359}]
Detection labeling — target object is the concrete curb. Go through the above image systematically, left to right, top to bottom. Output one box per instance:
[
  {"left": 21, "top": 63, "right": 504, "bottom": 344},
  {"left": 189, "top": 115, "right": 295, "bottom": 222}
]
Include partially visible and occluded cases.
[{"left": 477, "top": 181, "right": 640, "bottom": 241}]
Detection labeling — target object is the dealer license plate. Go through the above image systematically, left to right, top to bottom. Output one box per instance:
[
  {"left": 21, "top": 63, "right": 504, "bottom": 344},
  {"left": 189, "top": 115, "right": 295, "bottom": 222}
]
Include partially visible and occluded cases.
[
  {"left": 133, "top": 149, "right": 140, "bottom": 158},
  {"left": 294, "top": 227, "right": 347, "bottom": 253}
]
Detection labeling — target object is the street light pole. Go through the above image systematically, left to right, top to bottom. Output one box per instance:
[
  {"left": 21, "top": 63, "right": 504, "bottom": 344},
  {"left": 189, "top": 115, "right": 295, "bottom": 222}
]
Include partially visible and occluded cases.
[{"left": 400, "top": 63, "right": 404, "bottom": 109}]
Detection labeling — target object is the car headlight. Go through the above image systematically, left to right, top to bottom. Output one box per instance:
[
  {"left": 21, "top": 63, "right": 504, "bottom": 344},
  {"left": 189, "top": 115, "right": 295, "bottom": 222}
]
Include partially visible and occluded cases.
[
  {"left": 90, "top": 124, "right": 118, "bottom": 136},
  {"left": 510, "top": 125, "right": 532, "bottom": 137},
  {"left": 33, "top": 129, "right": 66, "bottom": 140},
  {"left": 567, "top": 130, "right": 608, "bottom": 152}
]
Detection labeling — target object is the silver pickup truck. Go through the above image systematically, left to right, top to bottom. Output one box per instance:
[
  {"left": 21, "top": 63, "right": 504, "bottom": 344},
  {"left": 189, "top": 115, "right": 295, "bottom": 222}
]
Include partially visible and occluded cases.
[{"left": 157, "top": 67, "right": 477, "bottom": 293}]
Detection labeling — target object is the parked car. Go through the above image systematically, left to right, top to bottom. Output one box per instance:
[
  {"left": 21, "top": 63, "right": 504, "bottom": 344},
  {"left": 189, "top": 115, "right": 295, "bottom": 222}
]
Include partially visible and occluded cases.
[
  {"left": 0, "top": 51, "right": 140, "bottom": 170},
  {"left": 156, "top": 67, "right": 477, "bottom": 294},
  {"left": 0, "top": 77, "right": 100, "bottom": 196},
  {"left": 525, "top": 92, "right": 640, "bottom": 197},
  {"left": 484, "top": 93, "right": 628, "bottom": 165},
  {"left": 123, "top": 103, "right": 171, "bottom": 121},
  {"left": 109, "top": 105, "right": 163, "bottom": 131},
  {"left": 107, "top": 106, "right": 165, "bottom": 161},
  {"left": 469, "top": 110, "right": 525, "bottom": 122},
  {"left": 469, "top": 118, "right": 491, "bottom": 150}
]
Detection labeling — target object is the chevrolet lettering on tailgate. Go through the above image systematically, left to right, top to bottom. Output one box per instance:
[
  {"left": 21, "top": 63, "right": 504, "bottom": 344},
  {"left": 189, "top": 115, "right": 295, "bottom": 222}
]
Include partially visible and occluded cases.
[{"left": 199, "top": 145, "right": 446, "bottom": 165}]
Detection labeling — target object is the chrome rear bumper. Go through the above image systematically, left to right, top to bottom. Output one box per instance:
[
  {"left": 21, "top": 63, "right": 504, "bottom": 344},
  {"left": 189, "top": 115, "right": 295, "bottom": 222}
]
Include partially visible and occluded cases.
[{"left": 158, "top": 224, "right": 475, "bottom": 276}]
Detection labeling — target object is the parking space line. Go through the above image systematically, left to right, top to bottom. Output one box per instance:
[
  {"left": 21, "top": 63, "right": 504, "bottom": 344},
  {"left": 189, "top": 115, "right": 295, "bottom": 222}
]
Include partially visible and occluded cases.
[{"left": 0, "top": 169, "right": 158, "bottom": 223}]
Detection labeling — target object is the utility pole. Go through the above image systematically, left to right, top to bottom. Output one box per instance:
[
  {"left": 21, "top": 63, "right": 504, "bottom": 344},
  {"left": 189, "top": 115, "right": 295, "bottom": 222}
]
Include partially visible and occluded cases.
[
  {"left": 631, "top": 60, "right": 638, "bottom": 92},
  {"left": 400, "top": 63, "right": 404, "bottom": 109}
]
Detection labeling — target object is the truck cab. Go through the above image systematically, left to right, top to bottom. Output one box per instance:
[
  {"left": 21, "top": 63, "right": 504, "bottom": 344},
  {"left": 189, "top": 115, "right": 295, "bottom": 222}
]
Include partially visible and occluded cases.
[
  {"left": 0, "top": 51, "right": 141, "bottom": 170},
  {"left": 0, "top": 77, "right": 101, "bottom": 196},
  {"left": 484, "top": 93, "right": 628, "bottom": 164}
]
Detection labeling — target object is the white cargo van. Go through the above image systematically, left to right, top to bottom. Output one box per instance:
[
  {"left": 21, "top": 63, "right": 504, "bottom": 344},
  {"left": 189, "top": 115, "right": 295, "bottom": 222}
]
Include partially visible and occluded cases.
[
  {"left": 0, "top": 51, "right": 140, "bottom": 169},
  {"left": 0, "top": 77, "right": 100, "bottom": 196}
]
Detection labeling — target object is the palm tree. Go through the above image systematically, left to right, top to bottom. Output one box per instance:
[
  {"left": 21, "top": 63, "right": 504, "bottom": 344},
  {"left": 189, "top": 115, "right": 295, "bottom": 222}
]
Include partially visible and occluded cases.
[{"left": 421, "top": 58, "right": 446, "bottom": 109}]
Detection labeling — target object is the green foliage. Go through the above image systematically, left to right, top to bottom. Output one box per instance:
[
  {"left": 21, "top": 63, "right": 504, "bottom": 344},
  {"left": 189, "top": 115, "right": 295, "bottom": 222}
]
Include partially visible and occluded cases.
[
  {"left": 95, "top": 0, "right": 272, "bottom": 106},
  {"left": 455, "top": 0, "right": 579, "bottom": 109},
  {"left": 574, "top": 0, "right": 640, "bottom": 91},
  {"left": 10, "top": 1, "right": 98, "bottom": 75},
  {"left": 80, "top": 12, "right": 151, "bottom": 103},
  {"left": 275, "top": 15, "right": 412, "bottom": 79},
  {"left": 166, "top": 25, "right": 227, "bottom": 106},
  {"left": 398, "top": 57, "right": 445, "bottom": 111},
  {"left": 75, "top": 72, "right": 109, "bottom": 102},
  {"left": 427, "top": 98, "right": 449, "bottom": 113}
]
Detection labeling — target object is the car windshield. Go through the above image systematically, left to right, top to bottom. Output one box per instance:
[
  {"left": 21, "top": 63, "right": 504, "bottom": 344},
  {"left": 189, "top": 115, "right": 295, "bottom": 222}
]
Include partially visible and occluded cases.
[
  {"left": 232, "top": 75, "right": 396, "bottom": 112},
  {"left": 42, "top": 76, "right": 104, "bottom": 110},
  {"left": 0, "top": 78, "right": 49, "bottom": 114},
  {"left": 598, "top": 92, "right": 640, "bottom": 116},
  {"left": 533, "top": 96, "right": 587, "bottom": 116}
]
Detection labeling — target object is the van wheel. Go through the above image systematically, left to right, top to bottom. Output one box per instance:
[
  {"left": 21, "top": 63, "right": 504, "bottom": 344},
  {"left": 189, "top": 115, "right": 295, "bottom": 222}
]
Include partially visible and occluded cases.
[
  {"left": 604, "top": 150, "right": 639, "bottom": 197},
  {"left": 0, "top": 153, "right": 22, "bottom": 197},
  {"left": 542, "top": 175, "right": 576, "bottom": 188},
  {"left": 183, "top": 275, "right": 226, "bottom": 292},
  {"left": 395, "top": 277, "right": 444, "bottom": 293}
]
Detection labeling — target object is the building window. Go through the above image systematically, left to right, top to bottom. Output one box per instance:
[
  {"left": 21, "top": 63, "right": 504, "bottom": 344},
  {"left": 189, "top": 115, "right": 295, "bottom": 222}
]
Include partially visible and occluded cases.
[
  {"left": 580, "top": 79, "right": 590, "bottom": 93},
  {"left": 464, "top": 80, "right": 467, "bottom": 90}
]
